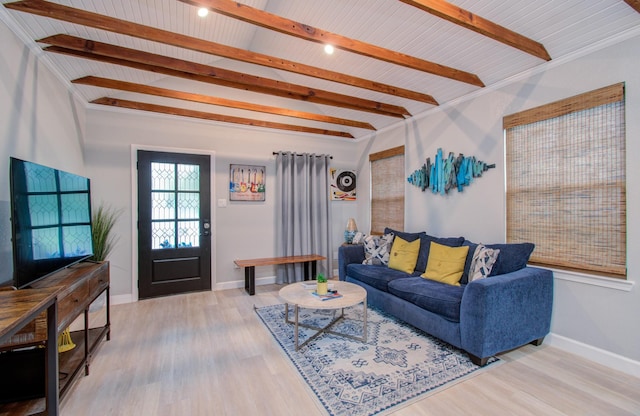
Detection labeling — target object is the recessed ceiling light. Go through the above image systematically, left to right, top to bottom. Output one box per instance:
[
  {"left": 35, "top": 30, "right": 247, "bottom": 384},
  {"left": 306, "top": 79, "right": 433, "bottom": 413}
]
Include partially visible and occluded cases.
[
  {"left": 198, "top": 8, "right": 209, "bottom": 17},
  {"left": 324, "top": 44, "right": 334, "bottom": 55}
]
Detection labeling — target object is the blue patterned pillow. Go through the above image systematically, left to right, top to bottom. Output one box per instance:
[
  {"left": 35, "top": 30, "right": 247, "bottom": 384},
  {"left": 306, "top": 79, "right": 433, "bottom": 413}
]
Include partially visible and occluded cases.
[
  {"left": 362, "top": 233, "right": 394, "bottom": 265},
  {"left": 462, "top": 240, "right": 535, "bottom": 281},
  {"left": 469, "top": 244, "right": 501, "bottom": 282}
]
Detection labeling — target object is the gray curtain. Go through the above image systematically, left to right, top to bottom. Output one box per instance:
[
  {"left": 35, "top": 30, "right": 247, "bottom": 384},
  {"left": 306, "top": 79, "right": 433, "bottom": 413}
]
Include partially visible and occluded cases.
[{"left": 275, "top": 151, "right": 333, "bottom": 283}]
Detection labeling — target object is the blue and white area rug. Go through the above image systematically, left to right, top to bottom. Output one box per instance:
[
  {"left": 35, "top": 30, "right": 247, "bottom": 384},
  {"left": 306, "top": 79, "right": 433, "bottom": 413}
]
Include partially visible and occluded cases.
[{"left": 255, "top": 304, "right": 499, "bottom": 416}]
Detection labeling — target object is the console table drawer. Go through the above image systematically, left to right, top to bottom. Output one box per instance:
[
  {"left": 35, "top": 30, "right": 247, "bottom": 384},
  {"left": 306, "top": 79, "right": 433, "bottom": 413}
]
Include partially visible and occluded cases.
[
  {"left": 88, "top": 269, "right": 109, "bottom": 298},
  {"left": 57, "top": 280, "right": 90, "bottom": 331}
]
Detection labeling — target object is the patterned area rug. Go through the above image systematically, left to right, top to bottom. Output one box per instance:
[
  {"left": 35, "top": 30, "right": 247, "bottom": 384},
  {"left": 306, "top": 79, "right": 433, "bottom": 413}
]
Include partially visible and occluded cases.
[{"left": 255, "top": 303, "right": 498, "bottom": 416}]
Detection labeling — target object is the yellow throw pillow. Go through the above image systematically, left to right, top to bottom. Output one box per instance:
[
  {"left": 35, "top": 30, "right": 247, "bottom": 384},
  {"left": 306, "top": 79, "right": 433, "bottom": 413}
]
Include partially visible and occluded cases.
[
  {"left": 388, "top": 236, "right": 421, "bottom": 274},
  {"left": 422, "top": 242, "right": 470, "bottom": 286}
]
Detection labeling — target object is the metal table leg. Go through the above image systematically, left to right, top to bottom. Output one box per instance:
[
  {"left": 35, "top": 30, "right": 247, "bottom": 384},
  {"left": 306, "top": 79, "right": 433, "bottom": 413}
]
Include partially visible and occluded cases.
[
  {"left": 244, "top": 266, "right": 256, "bottom": 295},
  {"left": 45, "top": 301, "right": 59, "bottom": 416},
  {"left": 283, "top": 301, "right": 367, "bottom": 351}
]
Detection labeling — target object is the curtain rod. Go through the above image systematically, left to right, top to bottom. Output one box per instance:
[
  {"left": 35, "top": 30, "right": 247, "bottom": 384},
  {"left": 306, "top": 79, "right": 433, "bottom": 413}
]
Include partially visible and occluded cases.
[{"left": 273, "top": 151, "right": 333, "bottom": 159}]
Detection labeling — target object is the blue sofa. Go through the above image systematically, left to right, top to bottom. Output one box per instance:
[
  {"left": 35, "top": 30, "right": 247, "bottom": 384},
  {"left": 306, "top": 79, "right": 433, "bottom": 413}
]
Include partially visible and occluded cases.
[{"left": 338, "top": 230, "right": 553, "bottom": 366}]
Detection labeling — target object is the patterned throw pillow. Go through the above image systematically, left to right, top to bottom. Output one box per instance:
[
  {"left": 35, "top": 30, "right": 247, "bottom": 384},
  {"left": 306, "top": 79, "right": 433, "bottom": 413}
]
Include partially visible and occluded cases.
[
  {"left": 352, "top": 231, "right": 366, "bottom": 245},
  {"left": 362, "top": 233, "right": 394, "bottom": 265},
  {"left": 469, "top": 244, "right": 501, "bottom": 282}
]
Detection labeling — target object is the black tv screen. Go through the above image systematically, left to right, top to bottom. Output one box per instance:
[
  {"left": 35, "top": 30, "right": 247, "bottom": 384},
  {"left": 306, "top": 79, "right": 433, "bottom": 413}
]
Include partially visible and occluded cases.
[{"left": 10, "top": 158, "right": 94, "bottom": 289}]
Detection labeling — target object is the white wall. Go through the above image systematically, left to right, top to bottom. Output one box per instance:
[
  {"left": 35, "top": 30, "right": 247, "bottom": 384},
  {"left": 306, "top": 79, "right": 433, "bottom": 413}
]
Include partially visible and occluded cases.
[
  {"left": 0, "top": 19, "right": 87, "bottom": 286},
  {"left": 355, "top": 34, "right": 640, "bottom": 367},
  {"left": 83, "top": 107, "right": 357, "bottom": 299}
]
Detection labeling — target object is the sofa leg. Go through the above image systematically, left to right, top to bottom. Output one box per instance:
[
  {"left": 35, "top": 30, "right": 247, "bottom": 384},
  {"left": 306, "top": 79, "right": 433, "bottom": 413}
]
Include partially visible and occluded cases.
[
  {"left": 530, "top": 337, "right": 545, "bottom": 346},
  {"left": 468, "top": 353, "right": 489, "bottom": 367}
]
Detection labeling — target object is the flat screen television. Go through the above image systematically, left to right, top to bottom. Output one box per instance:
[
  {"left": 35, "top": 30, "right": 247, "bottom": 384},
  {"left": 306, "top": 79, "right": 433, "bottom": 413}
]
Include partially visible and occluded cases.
[{"left": 9, "top": 158, "right": 94, "bottom": 289}]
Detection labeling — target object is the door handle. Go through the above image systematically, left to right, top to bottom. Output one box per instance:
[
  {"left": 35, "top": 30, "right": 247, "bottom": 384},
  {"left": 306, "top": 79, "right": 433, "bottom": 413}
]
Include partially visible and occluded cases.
[{"left": 202, "top": 220, "right": 211, "bottom": 236}]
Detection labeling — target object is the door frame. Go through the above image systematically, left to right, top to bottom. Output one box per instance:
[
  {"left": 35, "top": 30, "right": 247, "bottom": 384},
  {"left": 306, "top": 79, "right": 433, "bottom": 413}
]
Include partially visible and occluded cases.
[{"left": 130, "top": 144, "right": 216, "bottom": 301}]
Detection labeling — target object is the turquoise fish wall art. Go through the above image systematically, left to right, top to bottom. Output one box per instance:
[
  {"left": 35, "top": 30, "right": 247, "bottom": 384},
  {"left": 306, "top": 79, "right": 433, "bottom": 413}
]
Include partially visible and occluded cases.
[{"left": 407, "top": 148, "right": 495, "bottom": 195}]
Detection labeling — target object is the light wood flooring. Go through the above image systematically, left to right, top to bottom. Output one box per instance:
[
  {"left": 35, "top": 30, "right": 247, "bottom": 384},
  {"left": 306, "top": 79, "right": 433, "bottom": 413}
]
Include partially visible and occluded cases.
[{"left": 61, "top": 284, "right": 640, "bottom": 416}]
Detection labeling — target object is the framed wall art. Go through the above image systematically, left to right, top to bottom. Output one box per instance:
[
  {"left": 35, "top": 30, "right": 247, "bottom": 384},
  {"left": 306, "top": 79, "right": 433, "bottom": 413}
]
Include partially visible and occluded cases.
[
  {"left": 230, "top": 164, "right": 265, "bottom": 201},
  {"left": 330, "top": 168, "right": 356, "bottom": 201}
]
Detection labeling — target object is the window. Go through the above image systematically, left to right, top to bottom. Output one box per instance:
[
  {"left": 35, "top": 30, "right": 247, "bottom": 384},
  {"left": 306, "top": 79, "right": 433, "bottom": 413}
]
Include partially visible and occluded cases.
[
  {"left": 504, "top": 83, "right": 626, "bottom": 277},
  {"left": 370, "top": 146, "right": 405, "bottom": 235}
]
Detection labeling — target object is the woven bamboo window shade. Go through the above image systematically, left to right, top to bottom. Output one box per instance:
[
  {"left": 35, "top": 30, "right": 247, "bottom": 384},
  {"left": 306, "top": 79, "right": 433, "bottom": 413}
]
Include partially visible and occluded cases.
[
  {"left": 504, "top": 83, "right": 626, "bottom": 277},
  {"left": 370, "top": 146, "right": 405, "bottom": 235}
]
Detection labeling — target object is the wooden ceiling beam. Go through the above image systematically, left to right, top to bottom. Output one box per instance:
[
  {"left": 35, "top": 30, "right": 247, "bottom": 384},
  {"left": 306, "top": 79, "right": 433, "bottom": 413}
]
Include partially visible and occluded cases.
[
  {"left": 4, "top": 0, "right": 437, "bottom": 105},
  {"left": 179, "top": 0, "right": 483, "bottom": 87},
  {"left": 399, "top": 0, "right": 551, "bottom": 61},
  {"left": 624, "top": 0, "right": 640, "bottom": 14},
  {"left": 39, "top": 34, "right": 409, "bottom": 118},
  {"left": 49, "top": 45, "right": 404, "bottom": 119},
  {"left": 73, "top": 76, "right": 376, "bottom": 130},
  {"left": 91, "top": 97, "right": 354, "bottom": 138}
]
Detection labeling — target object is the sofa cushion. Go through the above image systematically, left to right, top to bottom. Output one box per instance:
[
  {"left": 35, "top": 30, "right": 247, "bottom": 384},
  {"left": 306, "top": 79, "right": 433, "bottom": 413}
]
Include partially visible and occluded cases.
[
  {"left": 383, "top": 227, "right": 425, "bottom": 243},
  {"left": 362, "top": 233, "right": 394, "bottom": 265},
  {"left": 415, "top": 234, "right": 465, "bottom": 273},
  {"left": 388, "top": 236, "right": 421, "bottom": 274},
  {"left": 461, "top": 241, "right": 535, "bottom": 282},
  {"left": 422, "top": 242, "right": 469, "bottom": 286},
  {"left": 488, "top": 243, "right": 535, "bottom": 276},
  {"left": 469, "top": 244, "right": 501, "bottom": 282},
  {"left": 346, "top": 263, "right": 409, "bottom": 292},
  {"left": 388, "top": 277, "right": 465, "bottom": 322}
]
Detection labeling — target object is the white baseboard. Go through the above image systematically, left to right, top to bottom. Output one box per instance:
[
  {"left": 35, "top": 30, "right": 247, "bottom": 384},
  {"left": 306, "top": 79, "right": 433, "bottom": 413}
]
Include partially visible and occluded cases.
[
  {"left": 109, "top": 276, "right": 278, "bottom": 305},
  {"left": 213, "top": 276, "right": 277, "bottom": 291},
  {"left": 111, "top": 293, "right": 134, "bottom": 305},
  {"left": 547, "top": 333, "right": 640, "bottom": 378}
]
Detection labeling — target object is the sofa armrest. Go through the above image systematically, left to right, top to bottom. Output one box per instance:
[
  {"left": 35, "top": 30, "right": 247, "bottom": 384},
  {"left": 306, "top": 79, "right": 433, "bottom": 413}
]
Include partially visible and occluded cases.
[
  {"left": 338, "top": 245, "right": 365, "bottom": 281},
  {"left": 460, "top": 266, "right": 553, "bottom": 359}
]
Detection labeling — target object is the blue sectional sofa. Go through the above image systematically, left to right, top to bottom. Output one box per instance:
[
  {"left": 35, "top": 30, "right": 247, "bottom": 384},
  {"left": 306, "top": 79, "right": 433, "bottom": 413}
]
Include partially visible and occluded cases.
[{"left": 338, "top": 229, "right": 554, "bottom": 366}]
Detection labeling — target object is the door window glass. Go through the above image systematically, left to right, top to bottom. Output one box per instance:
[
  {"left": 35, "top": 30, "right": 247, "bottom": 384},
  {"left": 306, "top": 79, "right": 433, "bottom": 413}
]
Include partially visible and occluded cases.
[
  {"left": 150, "top": 162, "right": 200, "bottom": 249},
  {"left": 151, "top": 163, "right": 175, "bottom": 190},
  {"left": 178, "top": 164, "right": 199, "bottom": 191},
  {"left": 178, "top": 193, "right": 199, "bottom": 219},
  {"left": 178, "top": 221, "right": 200, "bottom": 248}
]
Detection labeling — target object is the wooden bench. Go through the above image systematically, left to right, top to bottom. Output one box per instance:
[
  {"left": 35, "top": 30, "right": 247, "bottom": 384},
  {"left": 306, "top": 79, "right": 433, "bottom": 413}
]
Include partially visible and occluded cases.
[{"left": 234, "top": 254, "right": 326, "bottom": 295}]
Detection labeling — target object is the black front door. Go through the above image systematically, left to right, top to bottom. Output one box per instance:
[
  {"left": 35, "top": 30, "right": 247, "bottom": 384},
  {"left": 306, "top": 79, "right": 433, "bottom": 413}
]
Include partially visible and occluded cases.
[{"left": 137, "top": 150, "right": 211, "bottom": 299}]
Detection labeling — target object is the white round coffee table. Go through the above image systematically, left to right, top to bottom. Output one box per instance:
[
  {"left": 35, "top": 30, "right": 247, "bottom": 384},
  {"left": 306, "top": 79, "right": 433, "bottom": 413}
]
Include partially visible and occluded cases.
[{"left": 279, "top": 280, "right": 367, "bottom": 350}]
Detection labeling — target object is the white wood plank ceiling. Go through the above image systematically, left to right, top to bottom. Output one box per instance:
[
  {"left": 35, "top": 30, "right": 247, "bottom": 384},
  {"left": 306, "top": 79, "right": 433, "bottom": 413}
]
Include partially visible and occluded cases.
[{"left": 1, "top": 0, "right": 639, "bottom": 140}]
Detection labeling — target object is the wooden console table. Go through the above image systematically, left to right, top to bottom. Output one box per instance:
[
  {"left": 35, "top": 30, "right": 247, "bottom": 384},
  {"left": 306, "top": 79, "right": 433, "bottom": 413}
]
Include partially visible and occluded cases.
[
  {"left": 234, "top": 254, "right": 326, "bottom": 295},
  {"left": 0, "top": 261, "right": 110, "bottom": 415},
  {"left": 0, "top": 287, "right": 61, "bottom": 416}
]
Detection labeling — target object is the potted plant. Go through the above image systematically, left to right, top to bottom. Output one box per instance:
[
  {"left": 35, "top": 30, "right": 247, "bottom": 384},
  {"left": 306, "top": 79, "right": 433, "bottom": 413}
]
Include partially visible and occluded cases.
[
  {"left": 87, "top": 203, "right": 121, "bottom": 315},
  {"left": 91, "top": 203, "right": 122, "bottom": 262},
  {"left": 316, "top": 273, "right": 328, "bottom": 295}
]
